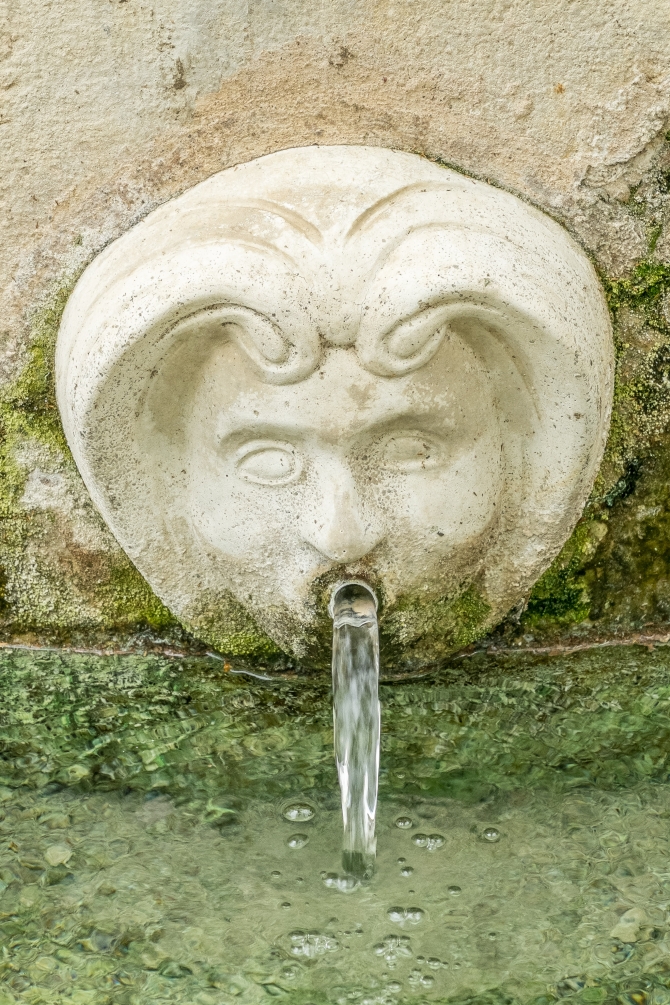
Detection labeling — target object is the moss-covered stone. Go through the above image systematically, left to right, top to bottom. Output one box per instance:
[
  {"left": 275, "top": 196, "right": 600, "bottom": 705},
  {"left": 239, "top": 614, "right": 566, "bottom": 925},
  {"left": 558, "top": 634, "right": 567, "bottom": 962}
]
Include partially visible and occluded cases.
[
  {"left": 4, "top": 141, "right": 670, "bottom": 664},
  {"left": 505, "top": 253, "right": 670, "bottom": 646},
  {"left": 0, "top": 276, "right": 184, "bottom": 647},
  {"left": 380, "top": 585, "right": 492, "bottom": 667},
  {"left": 181, "top": 590, "right": 282, "bottom": 658}
]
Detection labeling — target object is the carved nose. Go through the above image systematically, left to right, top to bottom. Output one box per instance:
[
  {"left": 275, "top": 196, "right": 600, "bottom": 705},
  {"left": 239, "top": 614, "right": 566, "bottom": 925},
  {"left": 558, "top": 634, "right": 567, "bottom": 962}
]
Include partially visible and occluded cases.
[{"left": 301, "top": 462, "right": 383, "bottom": 563}]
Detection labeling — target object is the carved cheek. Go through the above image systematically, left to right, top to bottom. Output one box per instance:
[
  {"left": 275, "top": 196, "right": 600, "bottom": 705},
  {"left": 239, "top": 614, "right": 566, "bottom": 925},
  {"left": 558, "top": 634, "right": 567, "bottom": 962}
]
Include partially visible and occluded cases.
[
  {"left": 376, "top": 426, "right": 503, "bottom": 541},
  {"left": 186, "top": 436, "right": 305, "bottom": 556}
]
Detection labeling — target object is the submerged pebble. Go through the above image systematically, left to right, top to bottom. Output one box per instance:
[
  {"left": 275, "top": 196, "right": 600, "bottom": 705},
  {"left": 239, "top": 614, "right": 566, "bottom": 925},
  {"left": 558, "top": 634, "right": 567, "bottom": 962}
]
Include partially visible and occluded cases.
[{"left": 44, "top": 844, "right": 72, "bottom": 867}]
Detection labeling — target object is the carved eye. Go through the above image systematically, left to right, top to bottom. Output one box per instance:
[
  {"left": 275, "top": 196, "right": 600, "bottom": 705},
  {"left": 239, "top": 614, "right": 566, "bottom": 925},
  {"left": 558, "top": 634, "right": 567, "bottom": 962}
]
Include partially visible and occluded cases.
[
  {"left": 381, "top": 432, "right": 439, "bottom": 470},
  {"left": 235, "top": 441, "right": 301, "bottom": 485}
]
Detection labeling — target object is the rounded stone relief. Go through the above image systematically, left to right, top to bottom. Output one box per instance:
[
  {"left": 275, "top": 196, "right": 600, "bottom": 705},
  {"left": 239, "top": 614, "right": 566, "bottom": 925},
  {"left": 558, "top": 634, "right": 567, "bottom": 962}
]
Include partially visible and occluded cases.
[{"left": 55, "top": 146, "right": 614, "bottom": 665}]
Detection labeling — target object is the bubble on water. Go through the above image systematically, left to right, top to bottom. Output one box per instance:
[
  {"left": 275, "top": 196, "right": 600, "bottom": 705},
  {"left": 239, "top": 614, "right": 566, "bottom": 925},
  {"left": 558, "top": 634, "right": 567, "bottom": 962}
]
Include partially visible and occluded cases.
[
  {"left": 283, "top": 803, "right": 315, "bottom": 822},
  {"left": 395, "top": 816, "right": 413, "bottom": 829},
  {"left": 483, "top": 826, "right": 500, "bottom": 842},
  {"left": 411, "top": 831, "right": 444, "bottom": 851},
  {"left": 287, "top": 833, "right": 309, "bottom": 849},
  {"left": 397, "top": 857, "right": 406, "bottom": 864},
  {"left": 400, "top": 866, "right": 414, "bottom": 877},
  {"left": 270, "top": 871, "right": 282, "bottom": 880},
  {"left": 323, "top": 872, "right": 360, "bottom": 893},
  {"left": 448, "top": 885, "right": 462, "bottom": 896},
  {"left": 280, "top": 901, "right": 292, "bottom": 909},
  {"left": 387, "top": 906, "right": 424, "bottom": 927},
  {"left": 288, "top": 930, "right": 339, "bottom": 958},
  {"left": 373, "top": 934, "right": 413, "bottom": 965},
  {"left": 427, "top": 957, "right": 441, "bottom": 969},
  {"left": 421, "top": 975, "right": 435, "bottom": 987},
  {"left": 386, "top": 981, "right": 402, "bottom": 993}
]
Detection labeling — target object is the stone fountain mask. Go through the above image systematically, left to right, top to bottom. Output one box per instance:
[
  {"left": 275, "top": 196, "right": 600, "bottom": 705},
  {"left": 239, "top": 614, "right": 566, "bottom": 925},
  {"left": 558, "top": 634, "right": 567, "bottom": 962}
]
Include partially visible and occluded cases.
[{"left": 56, "top": 146, "right": 614, "bottom": 663}]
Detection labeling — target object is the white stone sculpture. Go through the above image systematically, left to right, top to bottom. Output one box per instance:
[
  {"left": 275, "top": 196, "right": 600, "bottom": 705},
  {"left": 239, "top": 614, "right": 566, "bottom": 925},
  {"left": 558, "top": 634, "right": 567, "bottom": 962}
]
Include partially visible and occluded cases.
[{"left": 56, "top": 146, "right": 614, "bottom": 663}]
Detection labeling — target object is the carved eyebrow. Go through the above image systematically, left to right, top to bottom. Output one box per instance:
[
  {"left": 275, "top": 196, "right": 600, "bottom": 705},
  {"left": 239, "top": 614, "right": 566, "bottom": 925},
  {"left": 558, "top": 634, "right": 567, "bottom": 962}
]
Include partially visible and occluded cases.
[
  {"left": 345, "top": 182, "right": 454, "bottom": 240},
  {"left": 229, "top": 199, "right": 324, "bottom": 247},
  {"left": 211, "top": 236, "right": 301, "bottom": 270},
  {"left": 216, "top": 410, "right": 461, "bottom": 450}
]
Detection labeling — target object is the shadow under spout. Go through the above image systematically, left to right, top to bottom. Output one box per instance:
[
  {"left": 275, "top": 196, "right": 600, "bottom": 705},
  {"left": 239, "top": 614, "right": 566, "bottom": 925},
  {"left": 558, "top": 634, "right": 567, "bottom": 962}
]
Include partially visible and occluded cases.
[{"left": 329, "top": 580, "right": 380, "bottom": 880}]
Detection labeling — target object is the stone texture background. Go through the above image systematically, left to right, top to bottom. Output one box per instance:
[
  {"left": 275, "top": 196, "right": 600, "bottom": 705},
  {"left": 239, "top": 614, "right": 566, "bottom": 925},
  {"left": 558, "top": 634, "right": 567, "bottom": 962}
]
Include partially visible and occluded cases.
[{"left": 2, "top": 0, "right": 670, "bottom": 659}]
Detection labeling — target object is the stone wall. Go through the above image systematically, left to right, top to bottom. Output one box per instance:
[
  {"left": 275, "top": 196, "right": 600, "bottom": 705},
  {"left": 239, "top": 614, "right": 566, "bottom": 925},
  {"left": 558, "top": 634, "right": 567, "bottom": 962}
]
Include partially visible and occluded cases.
[{"left": 2, "top": 0, "right": 670, "bottom": 659}]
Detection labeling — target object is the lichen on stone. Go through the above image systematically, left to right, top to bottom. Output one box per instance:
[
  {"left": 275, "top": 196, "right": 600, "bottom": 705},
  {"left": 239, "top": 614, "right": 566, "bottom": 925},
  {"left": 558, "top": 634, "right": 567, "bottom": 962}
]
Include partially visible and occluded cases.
[
  {"left": 4, "top": 140, "right": 670, "bottom": 664},
  {"left": 511, "top": 250, "right": 670, "bottom": 644},
  {"left": 0, "top": 274, "right": 183, "bottom": 647},
  {"left": 380, "top": 585, "right": 492, "bottom": 666},
  {"left": 181, "top": 590, "right": 281, "bottom": 659}
]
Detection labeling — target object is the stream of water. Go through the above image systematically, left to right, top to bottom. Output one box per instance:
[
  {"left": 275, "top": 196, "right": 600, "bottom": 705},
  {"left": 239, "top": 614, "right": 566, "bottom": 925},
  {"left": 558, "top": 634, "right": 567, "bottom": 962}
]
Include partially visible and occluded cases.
[{"left": 330, "top": 582, "right": 381, "bottom": 880}]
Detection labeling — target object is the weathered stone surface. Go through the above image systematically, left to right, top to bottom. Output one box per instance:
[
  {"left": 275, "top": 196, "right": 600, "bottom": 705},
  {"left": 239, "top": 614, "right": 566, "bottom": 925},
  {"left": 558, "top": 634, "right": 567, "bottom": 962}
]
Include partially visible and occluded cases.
[
  {"left": 1, "top": 0, "right": 670, "bottom": 662},
  {"left": 54, "top": 147, "right": 612, "bottom": 663}
]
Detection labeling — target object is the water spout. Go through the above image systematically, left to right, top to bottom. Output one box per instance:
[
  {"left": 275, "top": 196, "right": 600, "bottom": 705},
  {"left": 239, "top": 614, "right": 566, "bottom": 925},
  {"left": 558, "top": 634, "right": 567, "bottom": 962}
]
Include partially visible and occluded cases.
[{"left": 329, "top": 581, "right": 380, "bottom": 880}]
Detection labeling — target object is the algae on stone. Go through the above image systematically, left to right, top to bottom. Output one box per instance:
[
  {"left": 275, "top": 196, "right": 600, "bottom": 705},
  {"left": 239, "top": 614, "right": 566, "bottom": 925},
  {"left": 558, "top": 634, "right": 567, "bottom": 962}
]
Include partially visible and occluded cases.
[
  {"left": 3, "top": 139, "right": 670, "bottom": 661},
  {"left": 0, "top": 275, "right": 183, "bottom": 648}
]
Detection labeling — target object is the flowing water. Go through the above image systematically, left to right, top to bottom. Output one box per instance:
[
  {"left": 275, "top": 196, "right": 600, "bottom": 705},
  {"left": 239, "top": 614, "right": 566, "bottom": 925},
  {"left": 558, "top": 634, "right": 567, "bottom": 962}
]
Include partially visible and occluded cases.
[
  {"left": 330, "top": 583, "right": 380, "bottom": 879},
  {"left": 2, "top": 646, "right": 670, "bottom": 1003}
]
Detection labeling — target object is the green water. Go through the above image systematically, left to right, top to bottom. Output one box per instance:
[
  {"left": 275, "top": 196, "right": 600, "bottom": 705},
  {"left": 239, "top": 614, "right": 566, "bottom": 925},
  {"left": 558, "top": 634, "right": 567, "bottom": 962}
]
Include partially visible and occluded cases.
[{"left": 2, "top": 646, "right": 670, "bottom": 1003}]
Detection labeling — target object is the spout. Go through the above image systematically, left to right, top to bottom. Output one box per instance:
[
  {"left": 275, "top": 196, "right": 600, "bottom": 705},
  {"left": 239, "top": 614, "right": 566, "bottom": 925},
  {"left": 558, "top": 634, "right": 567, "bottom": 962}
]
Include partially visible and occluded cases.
[
  {"left": 329, "top": 580, "right": 378, "bottom": 629},
  {"left": 330, "top": 580, "right": 380, "bottom": 880}
]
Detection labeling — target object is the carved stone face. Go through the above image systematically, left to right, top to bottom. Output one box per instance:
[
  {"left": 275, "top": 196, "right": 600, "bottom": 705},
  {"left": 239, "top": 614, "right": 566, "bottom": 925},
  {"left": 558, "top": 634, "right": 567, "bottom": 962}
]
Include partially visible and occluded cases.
[
  {"left": 56, "top": 146, "right": 614, "bottom": 663},
  {"left": 186, "top": 337, "right": 502, "bottom": 610}
]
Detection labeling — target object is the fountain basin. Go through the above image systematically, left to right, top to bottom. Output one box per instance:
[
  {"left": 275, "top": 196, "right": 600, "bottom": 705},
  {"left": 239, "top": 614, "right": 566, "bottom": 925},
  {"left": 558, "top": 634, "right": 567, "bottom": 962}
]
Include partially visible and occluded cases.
[{"left": 1, "top": 645, "right": 669, "bottom": 1001}]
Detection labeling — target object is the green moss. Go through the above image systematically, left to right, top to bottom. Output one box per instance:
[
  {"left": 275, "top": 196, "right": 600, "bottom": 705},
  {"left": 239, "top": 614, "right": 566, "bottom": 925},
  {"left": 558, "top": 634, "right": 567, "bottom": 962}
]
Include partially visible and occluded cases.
[
  {"left": 3, "top": 239, "right": 670, "bottom": 660},
  {"left": 516, "top": 256, "right": 670, "bottom": 641},
  {"left": 0, "top": 274, "right": 180, "bottom": 643},
  {"left": 1, "top": 277, "right": 73, "bottom": 453},
  {"left": 522, "top": 523, "right": 594, "bottom": 627},
  {"left": 98, "top": 564, "right": 177, "bottom": 632},
  {"left": 381, "top": 585, "right": 492, "bottom": 664},
  {"left": 182, "top": 591, "right": 281, "bottom": 658}
]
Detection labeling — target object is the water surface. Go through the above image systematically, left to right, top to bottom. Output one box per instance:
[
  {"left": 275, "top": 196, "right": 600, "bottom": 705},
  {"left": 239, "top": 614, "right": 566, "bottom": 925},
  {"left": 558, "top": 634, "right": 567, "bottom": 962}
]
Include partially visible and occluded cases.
[{"left": 1, "top": 646, "right": 670, "bottom": 1003}]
